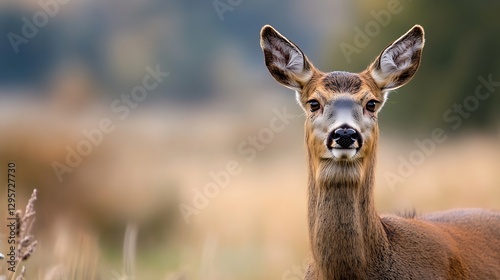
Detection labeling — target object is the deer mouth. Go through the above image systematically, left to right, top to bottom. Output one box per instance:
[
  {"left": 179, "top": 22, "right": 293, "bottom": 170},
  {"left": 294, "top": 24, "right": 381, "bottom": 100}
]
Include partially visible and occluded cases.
[{"left": 330, "top": 148, "right": 358, "bottom": 159}]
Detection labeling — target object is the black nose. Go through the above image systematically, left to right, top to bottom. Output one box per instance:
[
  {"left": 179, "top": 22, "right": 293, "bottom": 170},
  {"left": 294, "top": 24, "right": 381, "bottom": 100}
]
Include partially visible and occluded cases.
[{"left": 332, "top": 127, "right": 359, "bottom": 149}]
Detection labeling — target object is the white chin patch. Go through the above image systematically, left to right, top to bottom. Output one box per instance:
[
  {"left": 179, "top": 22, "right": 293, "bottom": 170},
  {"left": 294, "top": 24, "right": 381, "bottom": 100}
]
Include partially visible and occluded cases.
[{"left": 331, "top": 148, "right": 357, "bottom": 159}]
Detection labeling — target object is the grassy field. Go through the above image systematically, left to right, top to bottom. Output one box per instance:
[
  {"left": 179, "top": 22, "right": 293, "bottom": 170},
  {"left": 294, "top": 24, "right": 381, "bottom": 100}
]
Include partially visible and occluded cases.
[{"left": 0, "top": 101, "right": 499, "bottom": 279}]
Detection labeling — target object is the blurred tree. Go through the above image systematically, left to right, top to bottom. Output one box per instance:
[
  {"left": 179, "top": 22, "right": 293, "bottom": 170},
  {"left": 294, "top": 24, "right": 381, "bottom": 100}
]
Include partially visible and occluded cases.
[{"left": 323, "top": 0, "right": 500, "bottom": 134}]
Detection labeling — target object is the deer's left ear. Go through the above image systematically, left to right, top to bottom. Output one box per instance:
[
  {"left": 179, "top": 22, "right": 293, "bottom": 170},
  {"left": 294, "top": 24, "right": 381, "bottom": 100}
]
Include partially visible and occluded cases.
[{"left": 367, "top": 25, "right": 425, "bottom": 91}]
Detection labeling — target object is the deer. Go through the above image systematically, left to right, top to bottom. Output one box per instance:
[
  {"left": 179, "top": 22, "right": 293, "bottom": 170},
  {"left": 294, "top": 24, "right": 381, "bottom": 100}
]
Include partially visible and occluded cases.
[{"left": 260, "top": 24, "right": 500, "bottom": 279}]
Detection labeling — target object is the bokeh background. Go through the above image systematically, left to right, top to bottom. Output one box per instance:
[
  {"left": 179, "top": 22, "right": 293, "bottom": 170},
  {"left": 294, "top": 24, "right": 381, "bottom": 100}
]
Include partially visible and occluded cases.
[{"left": 0, "top": 0, "right": 499, "bottom": 279}]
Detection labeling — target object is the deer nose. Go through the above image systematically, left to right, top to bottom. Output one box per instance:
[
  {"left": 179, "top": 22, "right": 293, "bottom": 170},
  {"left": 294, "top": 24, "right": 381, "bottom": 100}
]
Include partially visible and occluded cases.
[{"left": 331, "top": 127, "right": 360, "bottom": 149}]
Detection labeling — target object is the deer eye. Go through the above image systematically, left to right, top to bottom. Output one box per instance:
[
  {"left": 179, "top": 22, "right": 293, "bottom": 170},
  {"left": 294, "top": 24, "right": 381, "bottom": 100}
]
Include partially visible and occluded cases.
[
  {"left": 307, "top": 100, "right": 321, "bottom": 112},
  {"left": 365, "top": 100, "right": 379, "bottom": 113}
]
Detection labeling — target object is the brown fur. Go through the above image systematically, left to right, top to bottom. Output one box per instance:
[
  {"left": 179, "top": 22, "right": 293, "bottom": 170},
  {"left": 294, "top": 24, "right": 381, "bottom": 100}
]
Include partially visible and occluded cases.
[{"left": 260, "top": 25, "right": 500, "bottom": 279}]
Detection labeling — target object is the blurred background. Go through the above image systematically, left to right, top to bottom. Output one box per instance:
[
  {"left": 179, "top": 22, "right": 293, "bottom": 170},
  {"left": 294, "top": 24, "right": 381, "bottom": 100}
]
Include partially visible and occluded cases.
[{"left": 0, "top": 0, "right": 499, "bottom": 279}]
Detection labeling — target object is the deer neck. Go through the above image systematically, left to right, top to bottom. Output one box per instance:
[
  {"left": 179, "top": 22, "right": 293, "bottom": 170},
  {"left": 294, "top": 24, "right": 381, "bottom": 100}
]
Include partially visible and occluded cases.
[{"left": 307, "top": 144, "right": 389, "bottom": 279}]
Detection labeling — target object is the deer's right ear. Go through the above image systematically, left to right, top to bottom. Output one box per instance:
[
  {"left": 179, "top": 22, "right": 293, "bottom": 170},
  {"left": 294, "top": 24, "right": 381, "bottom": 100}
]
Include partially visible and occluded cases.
[{"left": 260, "top": 25, "right": 313, "bottom": 91}]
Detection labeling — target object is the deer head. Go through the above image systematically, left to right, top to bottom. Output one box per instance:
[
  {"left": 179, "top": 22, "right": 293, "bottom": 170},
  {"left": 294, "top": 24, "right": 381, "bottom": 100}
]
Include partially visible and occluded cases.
[{"left": 260, "top": 25, "right": 424, "bottom": 185}]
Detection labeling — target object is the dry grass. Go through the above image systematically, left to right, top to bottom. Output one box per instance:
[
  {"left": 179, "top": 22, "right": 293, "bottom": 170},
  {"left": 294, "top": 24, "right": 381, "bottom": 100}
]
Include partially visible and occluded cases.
[{"left": 0, "top": 189, "right": 38, "bottom": 280}]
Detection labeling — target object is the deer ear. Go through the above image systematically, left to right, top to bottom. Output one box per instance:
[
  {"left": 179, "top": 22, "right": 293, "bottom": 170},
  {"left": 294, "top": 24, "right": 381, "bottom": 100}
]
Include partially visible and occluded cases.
[
  {"left": 260, "top": 25, "right": 314, "bottom": 91},
  {"left": 367, "top": 25, "right": 425, "bottom": 91}
]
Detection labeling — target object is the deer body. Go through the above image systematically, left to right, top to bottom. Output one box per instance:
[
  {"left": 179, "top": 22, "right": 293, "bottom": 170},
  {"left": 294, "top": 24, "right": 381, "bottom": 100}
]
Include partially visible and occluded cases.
[{"left": 260, "top": 25, "right": 500, "bottom": 279}]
